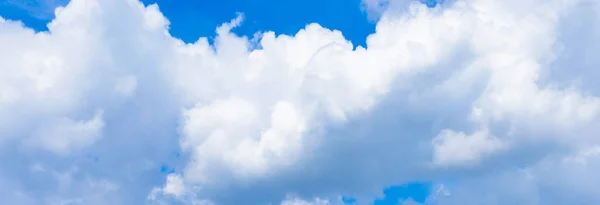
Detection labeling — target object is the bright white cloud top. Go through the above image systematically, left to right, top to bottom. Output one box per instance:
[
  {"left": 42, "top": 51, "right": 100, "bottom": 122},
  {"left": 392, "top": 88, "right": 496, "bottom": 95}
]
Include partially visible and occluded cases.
[{"left": 1, "top": 0, "right": 600, "bottom": 204}]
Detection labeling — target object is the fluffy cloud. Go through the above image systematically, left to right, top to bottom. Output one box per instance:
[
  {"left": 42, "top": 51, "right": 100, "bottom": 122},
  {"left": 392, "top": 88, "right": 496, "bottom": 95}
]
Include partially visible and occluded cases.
[{"left": 1, "top": 0, "right": 600, "bottom": 204}]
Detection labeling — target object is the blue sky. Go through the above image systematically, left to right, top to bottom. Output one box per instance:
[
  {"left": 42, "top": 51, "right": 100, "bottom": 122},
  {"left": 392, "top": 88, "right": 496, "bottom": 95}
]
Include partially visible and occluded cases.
[
  {"left": 0, "top": 0, "right": 441, "bottom": 47},
  {"left": 1, "top": 0, "right": 377, "bottom": 46},
  {"left": 140, "top": 0, "right": 376, "bottom": 47}
]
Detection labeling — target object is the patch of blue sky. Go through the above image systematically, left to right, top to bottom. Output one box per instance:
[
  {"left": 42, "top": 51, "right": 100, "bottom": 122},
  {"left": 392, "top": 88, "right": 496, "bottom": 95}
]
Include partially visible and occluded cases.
[
  {"left": 0, "top": 0, "right": 376, "bottom": 47},
  {"left": 1, "top": 0, "right": 441, "bottom": 47},
  {"left": 139, "top": 0, "right": 375, "bottom": 47},
  {"left": 420, "top": 0, "right": 441, "bottom": 8},
  {"left": 159, "top": 164, "right": 176, "bottom": 174},
  {"left": 340, "top": 183, "right": 432, "bottom": 205},
  {"left": 373, "top": 183, "right": 432, "bottom": 205},
  {"left": 342, "top": 196, "right": 358, "bottom": 204}
]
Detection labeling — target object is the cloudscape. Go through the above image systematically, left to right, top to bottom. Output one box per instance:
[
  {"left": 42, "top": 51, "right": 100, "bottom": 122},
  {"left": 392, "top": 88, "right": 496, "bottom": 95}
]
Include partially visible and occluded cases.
[{"left": 1, "top": 0, "right": 600, "bottom": 204}]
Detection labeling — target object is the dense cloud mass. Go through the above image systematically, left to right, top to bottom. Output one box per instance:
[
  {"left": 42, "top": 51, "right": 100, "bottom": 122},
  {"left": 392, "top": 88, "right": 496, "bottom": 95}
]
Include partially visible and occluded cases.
[{"left": 1, "top": 0, "right": 600, "bottom": 204}]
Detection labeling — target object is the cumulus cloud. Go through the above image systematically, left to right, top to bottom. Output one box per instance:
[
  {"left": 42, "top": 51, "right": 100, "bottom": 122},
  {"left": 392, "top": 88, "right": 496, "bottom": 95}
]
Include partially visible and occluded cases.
[{"left": 1, "top": 0, "right": 600, "bottom": 204}]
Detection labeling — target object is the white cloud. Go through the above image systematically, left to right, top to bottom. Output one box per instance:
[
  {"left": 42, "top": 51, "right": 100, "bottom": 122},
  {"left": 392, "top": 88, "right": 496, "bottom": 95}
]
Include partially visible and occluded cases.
[
  {"left": 1, "top": 0, "right": 600, "bottom": 204},
  {"left": 28, "top": 110, "right": 104, "bottom": 155},
  {"left": 432, "top": 130, "right": 505, "bottom": 166},
  {"left": 162, "top": 174, "right": 185, "bottom": 198},
  {"left": 280, "top": 197, "right": 331, "bottom": 205}
]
